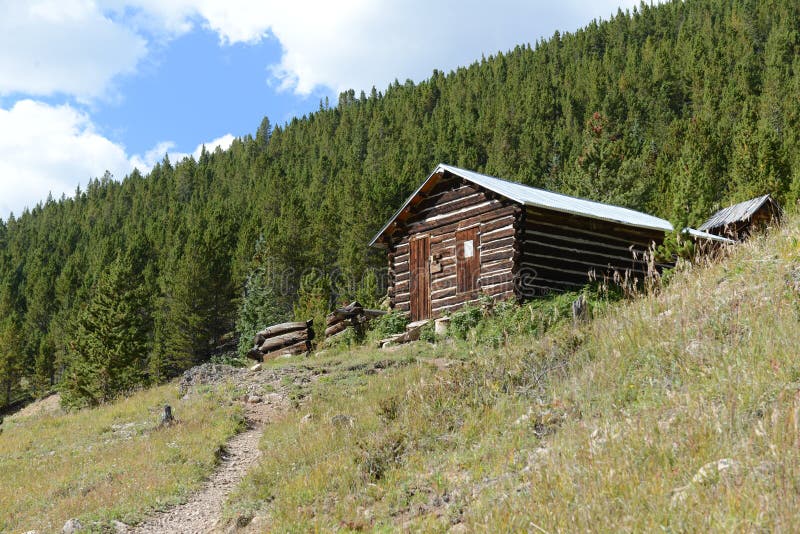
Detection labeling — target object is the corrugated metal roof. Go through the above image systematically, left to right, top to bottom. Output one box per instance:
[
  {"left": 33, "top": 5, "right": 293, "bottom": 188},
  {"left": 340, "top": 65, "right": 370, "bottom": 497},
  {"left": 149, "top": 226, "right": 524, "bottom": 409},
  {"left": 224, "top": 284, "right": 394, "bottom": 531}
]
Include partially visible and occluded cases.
[
  {"left": 369, "top": 164, "right": 673, "bottom": 247},
  {"left": 698, "top": 194, "right": 774, "bottom": 232},
  {"left": 682, "top": 228, "right": 736, "bottom": 244}
]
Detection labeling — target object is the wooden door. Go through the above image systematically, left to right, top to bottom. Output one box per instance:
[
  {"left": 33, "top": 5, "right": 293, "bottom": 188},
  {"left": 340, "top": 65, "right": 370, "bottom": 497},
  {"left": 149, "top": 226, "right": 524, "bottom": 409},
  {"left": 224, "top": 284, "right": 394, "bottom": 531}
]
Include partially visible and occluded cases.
[
  {"left": 456, "top": 226, "right": 480, "bottom": 293},
  {"left": 409, "top": 235, "right": 431, "bottom": 321}
]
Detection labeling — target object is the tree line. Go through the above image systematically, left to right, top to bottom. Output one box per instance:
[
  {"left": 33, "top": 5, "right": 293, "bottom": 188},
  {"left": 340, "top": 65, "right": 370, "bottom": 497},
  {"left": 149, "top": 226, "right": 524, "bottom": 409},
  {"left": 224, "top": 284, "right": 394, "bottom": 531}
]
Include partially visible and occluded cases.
[{"left": 1, "top": 0, "right": 799, "bottom": 408}]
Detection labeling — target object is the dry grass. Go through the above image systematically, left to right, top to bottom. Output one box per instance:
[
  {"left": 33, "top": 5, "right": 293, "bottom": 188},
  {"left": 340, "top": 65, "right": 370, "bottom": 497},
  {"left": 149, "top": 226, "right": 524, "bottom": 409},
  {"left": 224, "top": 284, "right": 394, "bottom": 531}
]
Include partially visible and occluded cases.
[
  {"left": 228, "top": 216, "right": 800, "bottom": 531},
  {"left": 0, "top": 382, "right": 243, "bottom": 533}
]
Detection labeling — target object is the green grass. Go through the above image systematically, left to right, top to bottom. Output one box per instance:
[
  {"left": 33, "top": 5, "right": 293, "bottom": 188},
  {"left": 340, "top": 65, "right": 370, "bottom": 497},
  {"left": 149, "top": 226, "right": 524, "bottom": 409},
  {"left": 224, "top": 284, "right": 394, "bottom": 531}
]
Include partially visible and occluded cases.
[
  {"left": 226, "top": 216, "right": 800, "bottom": 531},
  {"left": 0, "top": 383, "right": 243, "bottom": 533}
]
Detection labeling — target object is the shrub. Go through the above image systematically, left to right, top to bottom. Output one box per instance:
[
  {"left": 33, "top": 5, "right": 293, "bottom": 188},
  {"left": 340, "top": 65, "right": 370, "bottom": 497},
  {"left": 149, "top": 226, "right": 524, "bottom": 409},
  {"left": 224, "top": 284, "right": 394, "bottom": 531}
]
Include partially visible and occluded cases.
[
  {"left": 449, "top": 305, "right": 483, "bottom": 339},
  {"left": 372, "top": 310, "right": 409, "bottom": 337},
  {"left": 418, "top": 320, "right": 436, "bottom": 343},
  {"left": 354, "top": 430, "right": 406, "bottom": 482}
]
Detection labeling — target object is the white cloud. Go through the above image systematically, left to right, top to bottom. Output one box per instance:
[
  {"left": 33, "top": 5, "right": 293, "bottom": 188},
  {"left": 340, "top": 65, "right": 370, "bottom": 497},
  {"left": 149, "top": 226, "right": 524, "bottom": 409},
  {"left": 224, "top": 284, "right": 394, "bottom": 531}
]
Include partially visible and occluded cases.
[
  {"left": 0, "top": 0, "right": 147, "bottom": 99},
  {"left": 103, "top": 0, "right": 645, "bottom": 95},
  {"left": 264, "top": 0, "right": 647, "bottom": 95},
  {"left": 0, "top": 99, "right": 233, "bottom": 219},
  {"left": 0, "top": 100, "right": 130, "bottom": 217},
  {"left": 129, "top": 133, "right": 235, "bottom": 170}
]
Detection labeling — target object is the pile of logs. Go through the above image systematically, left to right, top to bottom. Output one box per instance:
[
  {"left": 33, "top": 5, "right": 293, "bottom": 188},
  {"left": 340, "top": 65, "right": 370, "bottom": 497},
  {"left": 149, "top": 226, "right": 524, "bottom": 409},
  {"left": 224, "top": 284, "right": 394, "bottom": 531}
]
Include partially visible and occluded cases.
[
  {"left": 324, "top": 301, "right": 387, "bottom": 342},
  {"left": 247, "top": 320, "right": 314, "bottom": 361}
]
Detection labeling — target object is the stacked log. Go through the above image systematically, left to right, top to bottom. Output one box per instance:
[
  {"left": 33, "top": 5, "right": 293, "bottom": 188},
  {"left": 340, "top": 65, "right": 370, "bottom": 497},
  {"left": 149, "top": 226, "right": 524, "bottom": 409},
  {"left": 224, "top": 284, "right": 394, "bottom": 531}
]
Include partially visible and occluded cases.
[
  {"left": 323, "top": 301, "right": 387, "bottom": 342},
  {"left": 246, "top": 320, "right": 314, "bottom": 361}
]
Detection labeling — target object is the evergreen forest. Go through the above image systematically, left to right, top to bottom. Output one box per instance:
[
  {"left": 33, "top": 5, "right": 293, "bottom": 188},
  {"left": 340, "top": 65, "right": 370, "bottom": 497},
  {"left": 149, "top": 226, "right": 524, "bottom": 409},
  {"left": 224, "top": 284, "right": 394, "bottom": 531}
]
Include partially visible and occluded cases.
[{"left": 1, "top": 0, "right": 799, "bottom": 408}]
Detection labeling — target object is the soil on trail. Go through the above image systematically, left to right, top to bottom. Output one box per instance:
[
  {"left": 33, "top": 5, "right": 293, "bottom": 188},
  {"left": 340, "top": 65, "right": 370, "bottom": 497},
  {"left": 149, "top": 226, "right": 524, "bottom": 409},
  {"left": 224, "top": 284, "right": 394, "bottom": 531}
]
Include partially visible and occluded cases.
[{"left": 128, "top": 364, "right": 293, "bottom": 534}]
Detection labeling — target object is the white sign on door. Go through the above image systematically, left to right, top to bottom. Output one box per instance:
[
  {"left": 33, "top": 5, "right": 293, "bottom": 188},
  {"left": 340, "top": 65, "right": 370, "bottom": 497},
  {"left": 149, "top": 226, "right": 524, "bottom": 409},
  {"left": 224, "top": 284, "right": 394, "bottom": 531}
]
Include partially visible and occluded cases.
[{"left": 463, "top": 239, "right": 474, "bottom": 258}]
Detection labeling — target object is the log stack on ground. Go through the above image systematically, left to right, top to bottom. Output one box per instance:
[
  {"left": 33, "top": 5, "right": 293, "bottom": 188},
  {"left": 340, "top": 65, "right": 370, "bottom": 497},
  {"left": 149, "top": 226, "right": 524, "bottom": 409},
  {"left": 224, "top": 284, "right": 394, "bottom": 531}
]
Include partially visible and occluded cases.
[
  {"left": 323, "top": 301, "right": 387, "bottom": 343},
  {"left": 246, "top": 320, "right": 314, "bottom": 361}
]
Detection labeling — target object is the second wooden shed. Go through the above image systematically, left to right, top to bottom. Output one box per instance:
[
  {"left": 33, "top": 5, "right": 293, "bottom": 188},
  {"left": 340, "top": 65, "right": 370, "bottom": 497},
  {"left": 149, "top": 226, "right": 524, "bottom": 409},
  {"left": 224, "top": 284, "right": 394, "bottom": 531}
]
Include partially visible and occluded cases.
[{"left": 698, "top": 194, "right": 782, "bottom": 240}]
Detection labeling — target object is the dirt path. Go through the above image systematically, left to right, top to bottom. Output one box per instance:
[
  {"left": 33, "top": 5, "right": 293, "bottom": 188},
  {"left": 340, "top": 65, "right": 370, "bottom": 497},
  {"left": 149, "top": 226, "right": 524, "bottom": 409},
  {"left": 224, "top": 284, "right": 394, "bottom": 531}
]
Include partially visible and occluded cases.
[
  {"left": 129, "top": 365, "right": 292, "bottom": 534},
  {"left": 130, "top": 423, "right": 264, "bottom": 534}
]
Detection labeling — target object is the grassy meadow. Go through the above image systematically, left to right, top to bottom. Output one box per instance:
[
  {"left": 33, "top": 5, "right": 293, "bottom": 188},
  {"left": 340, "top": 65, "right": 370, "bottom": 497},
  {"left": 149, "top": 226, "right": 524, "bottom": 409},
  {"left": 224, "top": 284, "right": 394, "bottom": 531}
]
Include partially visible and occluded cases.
[{"left": 0, "top": 384, "right": 243, "bottom": 533}]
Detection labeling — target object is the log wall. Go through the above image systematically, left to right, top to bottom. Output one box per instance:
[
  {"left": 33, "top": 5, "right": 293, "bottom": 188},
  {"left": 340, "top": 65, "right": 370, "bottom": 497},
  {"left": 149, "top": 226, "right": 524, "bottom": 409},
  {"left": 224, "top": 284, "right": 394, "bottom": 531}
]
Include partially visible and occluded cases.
[
  {"left": 387, "top": 175, "right": 520, "bottom": 317},
  {"left": 514, "top": 206, "right": 665, "bottom": 298}
]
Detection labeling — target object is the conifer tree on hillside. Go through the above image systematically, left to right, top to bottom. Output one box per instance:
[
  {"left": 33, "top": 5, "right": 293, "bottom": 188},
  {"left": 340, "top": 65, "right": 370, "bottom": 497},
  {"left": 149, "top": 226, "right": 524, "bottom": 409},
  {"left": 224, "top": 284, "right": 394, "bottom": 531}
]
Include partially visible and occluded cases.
[
  {"left": 236, "top": 236, "right": 293, "bottom": 356},
  {"left": 60, "top": 255, "right": 151, "bottom": 408},
  {"left": 0, "top": 291, "right": 24, "bottom": 407}
]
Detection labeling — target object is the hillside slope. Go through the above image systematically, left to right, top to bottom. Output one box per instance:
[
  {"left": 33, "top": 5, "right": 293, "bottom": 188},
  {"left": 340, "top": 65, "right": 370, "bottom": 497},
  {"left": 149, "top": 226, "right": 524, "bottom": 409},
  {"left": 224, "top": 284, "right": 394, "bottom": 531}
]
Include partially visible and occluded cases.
[
  {"left": 1, "top": 215, "right": 795, "bottom": 531},
  {"left": 222, "top": 215, "right": 799, "bottom": 531}
]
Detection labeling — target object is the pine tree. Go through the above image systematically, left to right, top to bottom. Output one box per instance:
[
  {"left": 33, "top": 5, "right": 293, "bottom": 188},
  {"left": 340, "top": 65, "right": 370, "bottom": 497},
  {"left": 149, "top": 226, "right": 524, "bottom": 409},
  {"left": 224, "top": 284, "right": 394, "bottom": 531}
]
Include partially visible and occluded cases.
[
  {"left": 236, "top": 237, "right": 292, "bottom": 356},
  {"left": 60, "top": 255, "right": 151, "bottom": 408},
  {"left": 293, "top": 271, "right": 332, "bottom": 341},
  {"left": 0, "top": 291, "right": 24, "bottom": 407}
]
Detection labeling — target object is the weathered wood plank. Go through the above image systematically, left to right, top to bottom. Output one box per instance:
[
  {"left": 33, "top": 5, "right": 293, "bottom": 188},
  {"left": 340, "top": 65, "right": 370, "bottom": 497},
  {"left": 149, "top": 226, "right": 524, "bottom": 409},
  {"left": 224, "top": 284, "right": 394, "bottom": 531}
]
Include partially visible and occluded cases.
[
  {"left": 411, "top": 184, "right": 477, "bottom": 213},
  {"left": 411, "top": 192, "right": 487, "bottom": 220},
  {"left": 404, "top": 203, "right": 517, "bottom": 236},
  {"left": 391, "top": 206, "right": 518, "bottom": 247},
  {"left": 525, "top": 207, "right": 664, "bottom": 248},
  {"left": 480, "top": 215, "right": 517, "bottom": 234},
  {"left": 479, "top": 224, "right": 515, "bottom": 241},
  {"left": 521, "top": 226, "right": 651, "bottom": 256},
  {"left": 520, "top": 232, "right": 651, "bottom": 264},
  {"left": 480, "top": 236, "right": 515, "bottom": 252},
  {"left": 480, "top": 246, "right": 516, "bottom": 264},
  {"left": 518, "top": 246, "right": 649, "bottom": 277},
  {"left": 481, "top": 257, "right": 514, "bottom": 273},
  {"left": 480, "top": 270, "right": 514, "bottom": 286},
  {"left": 481, "top": 280, "right": 516, "bottom": 296},
  {"left": 253, "top": 320, "right": 312, "bottom": 346},
  {"left": 259, "top": 330, "right": 310, "bottom": 353},
  {"left": 262, "top": 340, "right": 311, "bottom": 361}
]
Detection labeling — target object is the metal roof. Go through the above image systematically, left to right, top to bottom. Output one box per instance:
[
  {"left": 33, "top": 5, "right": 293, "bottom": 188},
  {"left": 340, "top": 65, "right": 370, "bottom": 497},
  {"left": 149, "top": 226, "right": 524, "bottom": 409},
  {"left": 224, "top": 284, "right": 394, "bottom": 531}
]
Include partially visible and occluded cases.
[
  {"left": 369, "top": 163, "right": 673, "bottom": 247},
  {"left": 698, "top": 194, "right": 776, "bottom": 232},
  {"left": 682, "top": 228, "right": 736, "bottom": 244}
]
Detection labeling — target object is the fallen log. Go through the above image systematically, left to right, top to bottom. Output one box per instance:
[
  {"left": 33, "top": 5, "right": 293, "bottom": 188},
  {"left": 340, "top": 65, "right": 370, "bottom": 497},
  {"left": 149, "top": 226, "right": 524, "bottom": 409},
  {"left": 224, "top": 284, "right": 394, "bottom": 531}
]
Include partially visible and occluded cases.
[
  {"left": 326, "top": 312, "right": 344, "bottom": 327},
  {"left": 254, "top": 320, "right": 313, "bottom": 346},
  {"left": 324, "top": 320, "right": 349, "bottom": 338},
  {"left": 258, "top": 330, "right": 310, "bottom": 353},
  {"left": 262, "top": 340, "right": 311, "bottom": 361}
]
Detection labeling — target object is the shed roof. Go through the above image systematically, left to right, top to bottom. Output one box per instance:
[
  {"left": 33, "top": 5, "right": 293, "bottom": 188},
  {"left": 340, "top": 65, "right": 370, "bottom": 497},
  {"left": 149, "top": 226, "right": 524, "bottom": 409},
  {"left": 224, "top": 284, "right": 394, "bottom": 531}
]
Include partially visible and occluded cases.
[
  {"left": 369, "top": 164, "right": 673, "bottom": 247},
  {"left": 698, "top": 194, "right": 778, "bottom": 232}
]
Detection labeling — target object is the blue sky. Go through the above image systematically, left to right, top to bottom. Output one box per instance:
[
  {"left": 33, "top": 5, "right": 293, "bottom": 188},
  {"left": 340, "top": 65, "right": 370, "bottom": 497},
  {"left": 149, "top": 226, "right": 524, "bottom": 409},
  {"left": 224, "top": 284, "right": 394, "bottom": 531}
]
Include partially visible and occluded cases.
[
  {"left": 0, "top": 0, "right": 644, "bottom": 219},
  {"left": 92, "top": 28, "right": 325, "bottom": 156}
]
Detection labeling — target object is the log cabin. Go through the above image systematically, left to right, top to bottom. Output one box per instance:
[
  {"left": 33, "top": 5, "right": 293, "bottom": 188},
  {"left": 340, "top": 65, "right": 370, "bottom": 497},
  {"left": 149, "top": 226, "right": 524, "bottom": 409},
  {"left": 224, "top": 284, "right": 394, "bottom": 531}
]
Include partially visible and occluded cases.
[
  {"left": 369, "top": 164, "right": 675, "bottom": 321},
  {"left": 698, "top": 194, "right": 782, "bottom": 241}
]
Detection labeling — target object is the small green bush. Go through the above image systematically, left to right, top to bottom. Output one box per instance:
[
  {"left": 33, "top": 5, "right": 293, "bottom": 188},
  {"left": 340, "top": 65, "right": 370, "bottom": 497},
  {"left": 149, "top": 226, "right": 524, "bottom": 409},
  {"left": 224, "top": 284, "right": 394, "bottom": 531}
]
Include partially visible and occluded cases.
[
  {"left": 449, "top": 305, "right": 483, "bottom": 339},
  {"left": 372, "top": 310, "right": 409, "bottom": 337},
  {"left": 418, "top": 320, "right": 436, "bottom": 343}
]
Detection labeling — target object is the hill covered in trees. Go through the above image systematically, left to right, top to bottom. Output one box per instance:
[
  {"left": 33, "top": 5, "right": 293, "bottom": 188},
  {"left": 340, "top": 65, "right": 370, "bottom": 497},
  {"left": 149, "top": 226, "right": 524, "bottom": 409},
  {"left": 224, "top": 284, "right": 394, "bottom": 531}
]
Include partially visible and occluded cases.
[{"left": 1, "top": 0, "right": 799, "bottom": 408}]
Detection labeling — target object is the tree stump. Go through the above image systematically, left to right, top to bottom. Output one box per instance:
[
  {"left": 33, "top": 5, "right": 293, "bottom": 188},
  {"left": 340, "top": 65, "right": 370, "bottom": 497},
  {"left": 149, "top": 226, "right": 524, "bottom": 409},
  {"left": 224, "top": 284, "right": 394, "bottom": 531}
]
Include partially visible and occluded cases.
[
  {"left": 572, "top": 294, "right": 588, "bottom": 325},
  {"left": 160, "top": 405, "right": 174, "bottom": 426}
]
